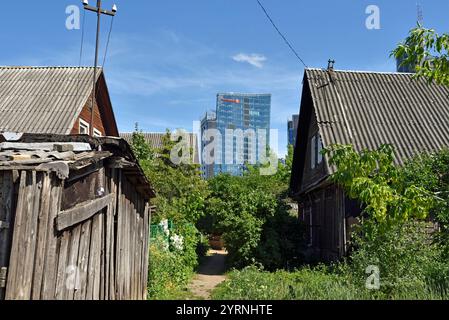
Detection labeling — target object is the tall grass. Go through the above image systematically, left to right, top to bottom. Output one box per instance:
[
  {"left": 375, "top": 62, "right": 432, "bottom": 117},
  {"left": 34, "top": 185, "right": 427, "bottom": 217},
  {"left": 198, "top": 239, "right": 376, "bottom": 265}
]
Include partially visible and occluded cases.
[{"left": 212, "top": 266, "right": 449, "bottom": 300}]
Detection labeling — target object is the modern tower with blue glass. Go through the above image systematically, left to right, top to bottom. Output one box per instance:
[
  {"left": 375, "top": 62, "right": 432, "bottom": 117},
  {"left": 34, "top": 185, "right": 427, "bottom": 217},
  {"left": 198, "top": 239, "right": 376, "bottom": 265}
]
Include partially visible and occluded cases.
[{"left": 201, "top": 93, "right": 271, "bottom": 178}]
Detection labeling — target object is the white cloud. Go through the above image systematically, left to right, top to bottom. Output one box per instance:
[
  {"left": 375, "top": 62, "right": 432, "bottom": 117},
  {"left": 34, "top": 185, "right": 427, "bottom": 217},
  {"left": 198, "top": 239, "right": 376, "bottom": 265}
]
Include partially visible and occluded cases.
[{"left": 232, "top": 53, "right": 267, "bottom": 68}]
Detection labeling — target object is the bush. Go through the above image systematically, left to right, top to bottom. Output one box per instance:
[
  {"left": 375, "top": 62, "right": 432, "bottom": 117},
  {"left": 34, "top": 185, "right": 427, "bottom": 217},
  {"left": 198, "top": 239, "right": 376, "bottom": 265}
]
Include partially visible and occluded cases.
[
  {"left": 204, "top": 172, "right": 305, "bottom": 270},
  {"left": 347, "top": 220, "right": 449, "bottom": 299},
  {"left": 147, "top": 223, "right": 202, "bottom": 300},
  {"left": 148, "top": 239, "right": 193, "bottom": 299}
]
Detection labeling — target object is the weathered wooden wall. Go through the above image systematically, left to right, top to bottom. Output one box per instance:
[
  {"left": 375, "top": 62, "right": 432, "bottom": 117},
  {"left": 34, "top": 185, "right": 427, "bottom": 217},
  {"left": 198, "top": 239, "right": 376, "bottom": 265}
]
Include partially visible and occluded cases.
[
  {"left": 1, "top": 167, "right": 150, "bottom": 300},
  {"left": 0, "top": 171, "right": 16, "bottom": 300},
  {"left": 301, "top": 185, "right": 347, "bottom": 262}
]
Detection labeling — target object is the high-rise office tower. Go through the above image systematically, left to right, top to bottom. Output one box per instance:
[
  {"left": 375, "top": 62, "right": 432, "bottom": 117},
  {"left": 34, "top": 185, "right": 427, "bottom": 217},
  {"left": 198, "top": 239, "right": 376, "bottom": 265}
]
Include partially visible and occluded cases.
[
  {"left": 201, "top": 93, "right": 271, "bottom": 178},
  {"left": 288, "top": 115, "right": 299, "bottom": 147}
]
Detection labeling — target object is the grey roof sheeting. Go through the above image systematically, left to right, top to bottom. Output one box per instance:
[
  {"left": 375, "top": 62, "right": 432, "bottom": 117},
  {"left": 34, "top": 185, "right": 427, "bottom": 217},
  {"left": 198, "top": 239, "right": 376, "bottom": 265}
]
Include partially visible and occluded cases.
[
  {"left": 0, "top": 66, "right": 101, "bottom": 135},
  {"left": 306, "top": 68, "right": 449, "bottom": 166},
  {"left": 120, "top": 132, "right": 200, "bottom": 164}
]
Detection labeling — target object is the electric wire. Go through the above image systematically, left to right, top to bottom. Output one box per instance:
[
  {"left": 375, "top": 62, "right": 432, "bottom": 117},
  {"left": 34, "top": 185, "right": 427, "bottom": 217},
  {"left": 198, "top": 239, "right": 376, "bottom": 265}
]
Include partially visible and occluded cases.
[
  {"left": 256, "top": 0, "right": 308, "bottom": 68},
  {"left": 74, "top": 8, "right": 87, "bottom": 121},
  {"left": 102, "top": 15, "right": 115, "bottom": 69}
]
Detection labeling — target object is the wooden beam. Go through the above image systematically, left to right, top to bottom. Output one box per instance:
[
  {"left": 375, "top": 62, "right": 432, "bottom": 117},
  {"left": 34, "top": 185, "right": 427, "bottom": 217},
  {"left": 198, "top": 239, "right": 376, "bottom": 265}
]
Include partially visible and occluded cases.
[
  {"left": 66, "top": 160, "right": 103, "bottom": 183},
  {"left": 55, "top": 194, "right": 114, "bottom": 232}
]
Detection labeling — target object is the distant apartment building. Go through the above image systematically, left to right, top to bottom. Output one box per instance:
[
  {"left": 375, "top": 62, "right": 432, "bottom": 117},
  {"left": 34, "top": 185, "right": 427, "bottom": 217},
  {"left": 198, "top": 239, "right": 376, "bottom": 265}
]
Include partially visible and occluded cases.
[
  {"left": 201, "top": 93, "right": 271, "bottom": 179},
  {"left": 288, "top": 114, "right": 299, "bottom": 147}
]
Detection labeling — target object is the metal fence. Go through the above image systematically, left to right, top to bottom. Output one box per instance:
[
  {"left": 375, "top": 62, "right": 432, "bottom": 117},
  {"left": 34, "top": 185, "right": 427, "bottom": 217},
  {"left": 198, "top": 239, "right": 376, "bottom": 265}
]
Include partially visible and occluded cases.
[{"left": 150, "top": 220, "right": 175, "bottom": 240}]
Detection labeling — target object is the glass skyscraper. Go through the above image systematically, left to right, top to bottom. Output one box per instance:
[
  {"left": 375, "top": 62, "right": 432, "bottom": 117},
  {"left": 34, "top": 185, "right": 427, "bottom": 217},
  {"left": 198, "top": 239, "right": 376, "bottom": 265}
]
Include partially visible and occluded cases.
[
  {"left": 201, "top": 93, "right": 271, "bottom": 178},
  {"left": 288, "top": 114, "right": 299, "bottom": 147}
]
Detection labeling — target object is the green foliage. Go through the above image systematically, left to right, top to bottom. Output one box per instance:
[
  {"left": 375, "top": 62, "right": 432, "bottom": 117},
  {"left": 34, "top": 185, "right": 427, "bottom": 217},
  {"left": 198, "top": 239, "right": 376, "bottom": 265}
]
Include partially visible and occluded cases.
[
  {"left": 392, "top": 24, "right": 449, "bottom": 86},
  {"left": 130, "top": 124, "right": 154, "bottom": 161},
  {"left": 131, "top": 126, "right": 209, "bottom": 299},
  {"left": 324, "top": 144, "right": 435, "bottom": 228},
  {"left": 213, "top": 145, "right": 449, "bottom": 300},
  {"left": 401, "top": 150, "right": 449, "bottom": 225},
  {"left": 203, "top": 153, "right": 304, "bottom": 270},
  {"left": 206, "top": 174, "right": 275, "bottom": 268},
  {"left": 348, "top": 221, "right": 449, "bottom": 299},
  {"left": 147, "top": 237, "right": 195, "bottom": 300},
  {"left": 212, "top": 262, "right": 449, "bottom": 300},
  {"left": 212, "top": 266, "right": 365, "bottom": 300}
]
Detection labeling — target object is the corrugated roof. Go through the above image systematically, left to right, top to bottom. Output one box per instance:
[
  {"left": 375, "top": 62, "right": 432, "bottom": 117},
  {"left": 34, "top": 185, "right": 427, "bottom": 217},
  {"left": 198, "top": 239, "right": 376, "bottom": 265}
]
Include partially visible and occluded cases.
[
  {"left": 0, "top": 66, "right": 101, "bottom": 135},
  {"left": 290, "top": 68, "right": 449, "bottom": 195},
  {"left": 306, "top": 68, "right": 449, "bottom": 165},
  {"left": 120, "top": 132, "right": 200, "bottom": 164}
]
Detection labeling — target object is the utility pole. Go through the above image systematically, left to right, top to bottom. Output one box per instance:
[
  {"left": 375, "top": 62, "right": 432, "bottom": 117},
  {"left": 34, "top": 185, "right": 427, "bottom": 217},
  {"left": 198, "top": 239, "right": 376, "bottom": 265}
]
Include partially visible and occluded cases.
[{"left": 83, "top": 0, "right": 117, "bottom": 136}]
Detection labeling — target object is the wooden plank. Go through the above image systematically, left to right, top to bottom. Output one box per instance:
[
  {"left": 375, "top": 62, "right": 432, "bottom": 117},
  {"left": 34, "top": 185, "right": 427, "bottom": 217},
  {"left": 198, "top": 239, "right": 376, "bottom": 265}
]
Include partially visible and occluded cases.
[
  {"left": 98, "top": 168, "right": 105, "bottom": 300},
  {"left": 108, "top": 168, "right": 117, "bottom": 300},
  {"left": 0, "top": 171, "right": 14, "bottom": 300},
  {"left": 5, "top": 171, "right": 27, "bottom": 300},
  {"left": 20, "top": 171, "right": 41, "bottom": 299},
  {"left": 115, "top": 171, "right": 123, "bottom": 299},
  {"left": 0, "top": 172, "right": 13, "bottom": 300},
  {"left": 12, "top": 172, "right": 35, "bottom": 299},
  {"left": 31, "top": 174, "right": 52, "bottom": 300},
  {"left": 41, "top": 178, "right": 63, "bottom": 300},
  {"left": 123, "top": 178, "right": 130, "bottom": 300},
  {"left": 121, "top": 182, "right": 128, "bottom": 300},
  {"left": 130, "top": 193, "right": 137, "bottom": 300},
  {"left": 56, "top": 194, "right": 114, "bottom": 232},
  {"left": 137, "top": 199, "right": 144, "bottom": 299},
  {"left": 143, "top": 202, "right": 151, "bottom": 300},
  {"left": 97, "top": 211, "right": 104, "bottom": 300},
  {"left": 86, "top": 213, "right": 100, "bottom": 300},
  {"left": 74, "top": 220, "right": 92, "bottom": 300},
  {"left": 65, "top": 226, "right": 81, "bottom": 300},
  {"left": 55, "top": 231, "right": 70, "bottom": 300}
]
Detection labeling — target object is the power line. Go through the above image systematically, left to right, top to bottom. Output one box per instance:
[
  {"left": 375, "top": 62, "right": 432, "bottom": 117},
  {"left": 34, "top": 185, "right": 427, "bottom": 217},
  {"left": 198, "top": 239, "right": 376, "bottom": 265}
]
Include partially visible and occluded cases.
[
  {"left": 256, "top": 0, "right": 308, "bottom": 68},
  {"left": 74, "top": 8, "right": 87, "bottom": 122},
  {"left": 79, "top": 9, "right": 86, "bottom": 68},
  {"left": 102, "top": 15, "right": 115, "bottom": 68}
]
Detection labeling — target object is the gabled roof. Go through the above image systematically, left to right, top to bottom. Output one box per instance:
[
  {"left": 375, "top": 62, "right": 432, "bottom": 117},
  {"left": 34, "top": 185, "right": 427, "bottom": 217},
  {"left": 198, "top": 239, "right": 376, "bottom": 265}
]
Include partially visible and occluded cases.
[
  {"left": 0, "top": 66, "right": 117, "bottom": 135},
  {"left": 291, "top": 68, "right": 449, "bottom": 195},
  {"left": 120, "top": 132, "right": 200, "bottom": 164}
]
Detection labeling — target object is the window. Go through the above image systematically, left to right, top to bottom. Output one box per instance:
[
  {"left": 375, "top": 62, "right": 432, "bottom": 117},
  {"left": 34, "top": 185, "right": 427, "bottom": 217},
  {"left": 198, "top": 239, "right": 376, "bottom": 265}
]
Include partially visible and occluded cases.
[
  {"left": 79, "top": 119, "right": 90, "bottom": 135},
  {"left": 93, "top": 128, "right": 103, "bottom": 137},
  {"left": 310, "top": 133, "right": 323, "bottom": 169}
]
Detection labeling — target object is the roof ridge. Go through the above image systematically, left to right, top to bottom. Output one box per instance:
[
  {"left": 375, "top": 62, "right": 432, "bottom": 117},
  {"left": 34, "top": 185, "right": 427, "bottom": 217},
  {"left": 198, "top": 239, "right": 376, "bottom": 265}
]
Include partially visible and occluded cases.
[
  {"left": 0, "top": 66, "right": 102, "bottom": 70},
  {"left": 306, "top": 68, "right": 414, "bottom": 75}
]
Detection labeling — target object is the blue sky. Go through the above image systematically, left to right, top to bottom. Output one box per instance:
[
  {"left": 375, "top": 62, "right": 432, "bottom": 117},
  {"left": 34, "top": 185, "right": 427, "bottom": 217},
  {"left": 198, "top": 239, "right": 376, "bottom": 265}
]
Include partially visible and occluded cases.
[{"left": 1, "top": 0, "right": 449, "bottom": 156}]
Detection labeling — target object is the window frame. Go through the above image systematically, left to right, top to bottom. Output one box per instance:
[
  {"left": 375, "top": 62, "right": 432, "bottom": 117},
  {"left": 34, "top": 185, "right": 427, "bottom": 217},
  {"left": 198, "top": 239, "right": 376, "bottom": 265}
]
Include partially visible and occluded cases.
[
  {"left": 79, "top": 119, "right": 90, "bottom": 135},
  {"left": 93, "top": 128, "right": 103, "bottom": 137},
  {"left": 310, "top": 132, "right": 323, "bottom": 169}
]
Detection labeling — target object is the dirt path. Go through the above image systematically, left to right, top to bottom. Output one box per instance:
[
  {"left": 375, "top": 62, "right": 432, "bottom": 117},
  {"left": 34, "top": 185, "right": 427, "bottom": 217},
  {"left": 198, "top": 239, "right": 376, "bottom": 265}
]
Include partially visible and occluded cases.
[{"left": 188, "top": 250, "right": 227, "bottom": 300}]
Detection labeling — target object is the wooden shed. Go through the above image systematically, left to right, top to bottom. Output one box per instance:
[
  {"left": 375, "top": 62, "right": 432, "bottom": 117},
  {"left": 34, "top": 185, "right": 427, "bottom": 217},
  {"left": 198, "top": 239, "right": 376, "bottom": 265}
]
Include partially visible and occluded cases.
[{"left": 0, "top": 133, "right": 155, "bottom": 300}]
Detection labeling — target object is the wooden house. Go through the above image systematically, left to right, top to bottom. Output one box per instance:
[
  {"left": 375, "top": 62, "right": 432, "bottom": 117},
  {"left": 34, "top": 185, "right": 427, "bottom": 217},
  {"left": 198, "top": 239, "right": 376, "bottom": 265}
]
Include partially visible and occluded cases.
[
  {"left": 0, "top": 67, "right": 119, "bottom": 137},
  {"left": 290, "top": 68, "right": 449, "bottom": 262},
  {"left": 0, "top": 133, "right": 155, "bottom": 300}
]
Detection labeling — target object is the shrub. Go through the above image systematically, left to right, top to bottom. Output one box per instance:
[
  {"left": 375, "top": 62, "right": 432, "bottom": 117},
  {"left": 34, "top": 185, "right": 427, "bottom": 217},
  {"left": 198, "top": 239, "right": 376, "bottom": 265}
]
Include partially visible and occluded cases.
[
  {"left": 204, "top": 171, "right": 305, "bottom": 270},
  {"left": 148, "top": 238, "right": 193, "bottom": 299}
]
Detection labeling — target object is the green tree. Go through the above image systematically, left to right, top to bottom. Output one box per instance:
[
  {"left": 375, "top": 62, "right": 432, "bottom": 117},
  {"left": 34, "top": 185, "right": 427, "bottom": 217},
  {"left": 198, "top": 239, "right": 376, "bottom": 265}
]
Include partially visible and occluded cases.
[
  {"left": 392, "top": 24, "right": 449, "bottom": 85},
  {"left": 324, "top": 144, "right": 435, "bottom": 228}
]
